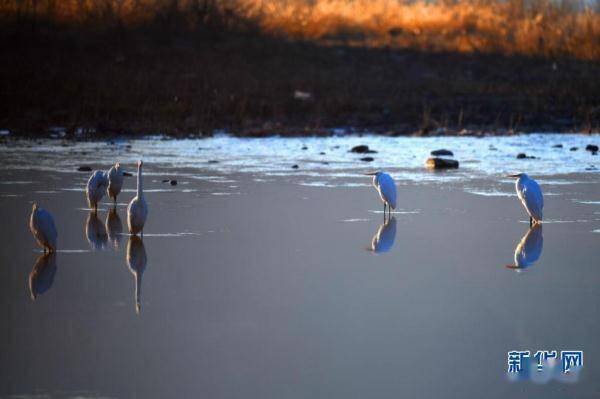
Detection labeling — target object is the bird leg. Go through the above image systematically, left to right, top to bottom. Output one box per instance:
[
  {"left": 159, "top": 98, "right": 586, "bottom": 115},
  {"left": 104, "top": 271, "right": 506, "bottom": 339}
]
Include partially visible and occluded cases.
[
  {"left": 383, "top": 203, "right": 387, "bottom": 221},
  {"left": 529, "top": 217, "right": 533, "bottom": 227}
]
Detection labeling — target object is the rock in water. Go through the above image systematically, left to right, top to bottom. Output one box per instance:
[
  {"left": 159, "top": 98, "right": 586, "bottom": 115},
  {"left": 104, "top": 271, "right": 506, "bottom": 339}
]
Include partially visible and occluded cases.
[
  {"left": 552, "top": 144, "right": 563, "bottom": 148},
  {"left": 586, "top": 144, "right": 599, "bottom": 152},
  {"left": 350, "top": 145, "right": 377, "bottom": 154},
  {"left": 570, "top": 147, "right": 578, "bottom": 151},
  {"left": 430, "top": 149, "right": 453, "bottom": 156},
  {"left": 516, "top": 153, "right": 536, "bottom": 159},
  {"left": 360, "top": 157, "right": 374, "bottom": 162},
  {"left": 425, "top": 158, "right": 459, "bottom": 169},
  {"left": 291, "top": 164, "right": 299, "bottom": 169},
  {"left": 77, "top": 166, "right": 92, "bottom": 172},
  {"left": 170, "top": 180, "right": 177, "bottom": 186}
]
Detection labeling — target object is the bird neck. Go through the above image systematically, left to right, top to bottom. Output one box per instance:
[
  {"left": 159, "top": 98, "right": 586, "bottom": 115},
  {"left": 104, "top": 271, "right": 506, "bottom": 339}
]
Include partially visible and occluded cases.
[{"left": 137, "top": 164, "right": 144, "bottom": 198}]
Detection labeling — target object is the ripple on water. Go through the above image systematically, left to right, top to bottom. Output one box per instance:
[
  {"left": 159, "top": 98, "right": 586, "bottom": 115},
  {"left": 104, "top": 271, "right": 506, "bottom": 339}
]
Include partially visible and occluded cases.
[{"left": 1, "top": 133, "right": 600, "bottom": 186}]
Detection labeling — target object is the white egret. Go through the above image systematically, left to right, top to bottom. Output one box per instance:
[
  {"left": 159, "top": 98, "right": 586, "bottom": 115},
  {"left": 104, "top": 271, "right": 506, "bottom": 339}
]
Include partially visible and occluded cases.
[
  {"left": 127, "top": 160, "right": 148, "bottom": 236},
  {"left": 107, "top": 162, "right": 125, "bottom": 203},
  {"left": 86, "top": 170, "right": 108, "bottom": 212},
  {"left": 365, "top": 171, "right": 397, "bottom": 218},
  {"left": 508, "top": 173, "right": 543, "bottom": 226},
  {"left": 29, "top": 203, "right": 57, "bottom": 253},
  {"left": 370, "top": 217, "right": 397, "bottom": 253},
  {"left": 506, "top": 224, "right": 543, "bottom": 271},
  {"left": 127, "top": 235, "right": 147, "bottom": 314},
  {"left": 29, "top": 252, "right": 57, "bottom": 301}
]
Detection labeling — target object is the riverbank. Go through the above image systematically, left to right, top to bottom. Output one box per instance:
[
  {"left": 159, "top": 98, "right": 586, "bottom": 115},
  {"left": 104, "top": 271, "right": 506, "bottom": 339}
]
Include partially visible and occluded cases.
[{"left": 1, "top": 6, "right": 600, "bottom": 137}]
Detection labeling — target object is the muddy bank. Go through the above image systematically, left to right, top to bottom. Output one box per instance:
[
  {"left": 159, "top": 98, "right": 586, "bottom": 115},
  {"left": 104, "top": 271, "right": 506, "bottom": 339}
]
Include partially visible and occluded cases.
[{"left": 2, "top": 18, "right": 600, "bottom": 137}]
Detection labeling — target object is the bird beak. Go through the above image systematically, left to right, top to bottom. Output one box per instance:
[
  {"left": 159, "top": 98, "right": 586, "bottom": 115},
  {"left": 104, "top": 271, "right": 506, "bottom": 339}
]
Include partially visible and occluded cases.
[
  {"left": 123, "top": 172, "right": 133, "bottom": 177},
  {"left": 364, "top": 172, "right": 377, "bottom": 176},
  {"left": 506, "top": 174, "right": 520, "bottom": 178},
  {"left": 505, "top": 264, "right": 519, "bottom": 269}
]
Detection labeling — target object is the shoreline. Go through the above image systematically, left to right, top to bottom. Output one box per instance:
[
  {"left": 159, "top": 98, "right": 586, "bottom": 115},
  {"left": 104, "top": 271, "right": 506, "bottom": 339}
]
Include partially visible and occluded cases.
[{"left": 3, "top": 25, "right": 600, "bottom": 139}]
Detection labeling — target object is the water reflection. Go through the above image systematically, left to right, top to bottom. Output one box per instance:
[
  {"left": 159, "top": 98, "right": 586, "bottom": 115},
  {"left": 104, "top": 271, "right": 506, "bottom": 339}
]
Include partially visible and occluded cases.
[
  {"left": 105, "top": 206, "right": 123, "bottom": 249},
  {"left": 85, "top": 211, "right": 108, "bottom": 250},
  {"left": 369, "top": 217, "right": 397, "bottom": 253},
  {"left": 506, "top": 224, "right": 543, "bottom": 271},
  {"left": 126, "top": 236, "right": 147, "bottom": 315},
  {"left": 28, "top": 252, "right": 57, "bottom": 301}
]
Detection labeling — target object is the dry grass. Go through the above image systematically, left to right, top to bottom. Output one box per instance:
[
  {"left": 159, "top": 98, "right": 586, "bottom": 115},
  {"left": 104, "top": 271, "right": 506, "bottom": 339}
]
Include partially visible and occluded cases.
[
  {"left": 3, "top": 0, "right": 600, "bottom": 59},
  {"left": 242, "top": 0, "right": 600, "bottom": 59},
  {"left": 1, "top": 1, "right": 599, "bottom": 135}
]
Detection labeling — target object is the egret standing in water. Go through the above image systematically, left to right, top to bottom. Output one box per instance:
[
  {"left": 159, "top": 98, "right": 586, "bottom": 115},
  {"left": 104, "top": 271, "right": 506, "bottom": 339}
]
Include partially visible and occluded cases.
[
  {"left": 127, "top": 160, "right": 148, "bottom": 236},
  {"left": 107, "top": 162, "right": 125, "bottom": 204},
  {"left": 86, "top": 170, "right": 108, "bottom": 212},
  {"left": 365, "top": 171, "right": 397, "bottom": 218},
  {"left": 508, "top": 173, "right": 543, "bottom": 226},
  {"left": 29, "top": 203, "right": 57, "bottom": 253}
]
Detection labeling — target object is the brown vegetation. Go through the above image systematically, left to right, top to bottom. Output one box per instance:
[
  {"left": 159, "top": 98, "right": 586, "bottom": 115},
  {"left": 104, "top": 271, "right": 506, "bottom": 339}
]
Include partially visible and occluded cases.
[{"left": 0, "top": 0, "right": 599, "bottom": 136}]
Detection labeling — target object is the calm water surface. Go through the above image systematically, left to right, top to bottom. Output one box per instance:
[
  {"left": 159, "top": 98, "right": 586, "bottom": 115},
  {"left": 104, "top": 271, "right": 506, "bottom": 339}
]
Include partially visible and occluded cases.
[{"left": 1, "top": 134, "right": 599, "bottom": 398}]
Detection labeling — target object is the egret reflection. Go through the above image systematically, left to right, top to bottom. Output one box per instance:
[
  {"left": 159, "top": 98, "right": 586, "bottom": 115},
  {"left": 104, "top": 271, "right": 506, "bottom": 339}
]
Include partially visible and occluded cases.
[
  {"left": 105, "top": 207, "right": 123, "bottom": 249},
  {"left": 85, "top": 211, "right": 108, "bottom": 250},
  {"left": 369, "top": 217, "right": 397, "bottom": 253},
  {"left": 506, "top": 224, "right": 543, "bottom": 271},
  {"left": 126, "top": 235, "right": 147, "bottom": 315},
  {"left": 29, "top": 252, "right": 57, "bottom": 301}
]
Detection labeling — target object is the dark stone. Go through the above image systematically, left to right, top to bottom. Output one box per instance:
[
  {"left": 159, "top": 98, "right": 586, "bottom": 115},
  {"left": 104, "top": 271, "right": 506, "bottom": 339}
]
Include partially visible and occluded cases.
[
  {"left": 552, "top": 144, "right": 563, "bottom": 148},
  {"left": 586, "top": 144, "right": 599, "bottom": 152},
  {"left": 350, "top": 145, "right": 377, "bottom": 154},
  {"left": 301, "top": 146, "right": 308, "bottom": 150},
  {"left": 570, "top": 147, "right": 578, "bottom": 151},
  {"left": 430, "top": 149, "right": 453, "bottom": 156},
  {"left": 319, "top": 152, "right": 326, "bottom": 155},
  {"left": 516, "top": 153, "right": 537, "bottom": 159},
  {"left": 360, "top": 157, "right": 374, "bottom": 162},
  {"left": 425, "top": 157, "right": 459, "bottom": 169},
  {"left": 207, "top": 160, "right": 219, "bottom": 164},
  {"left": 291, "top": 164, "right": 299, "bottom": 169},
  {"left": 77, "top": 166, "right": 92, "bottom": 172},
  {"left": 170, "top": 180, "right": 177, "bottom": 186}
]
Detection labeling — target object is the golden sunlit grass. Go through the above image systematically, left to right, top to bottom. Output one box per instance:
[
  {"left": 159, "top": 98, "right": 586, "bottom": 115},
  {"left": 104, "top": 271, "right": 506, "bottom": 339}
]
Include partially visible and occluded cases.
[
  {"left": 3, "top": 0, "right": 600, "bottom": 59},
  {"left": 245, "top": 0, "right": 600, "bottom": 59}
]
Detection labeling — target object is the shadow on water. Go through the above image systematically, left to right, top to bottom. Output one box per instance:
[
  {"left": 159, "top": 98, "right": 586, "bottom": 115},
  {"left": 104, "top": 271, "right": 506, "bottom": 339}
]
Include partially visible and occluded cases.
[
  {"left": 105, "top": 206, "right": 123, "bottom": 250},
  {"left": 85, "top": 211, "right": 108, "bottom": 250},
  {"left": 369, "top": 216, "right": 397, "bottom": 253},
  {"left": 506, "top": 224, "right": 543, "bottom": 271},
  {"left": 126, "top": 235, "right": 147, "bottom": 315},
  {"left": 28, "top": 252, "right": 57, "bottom": 301}
]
